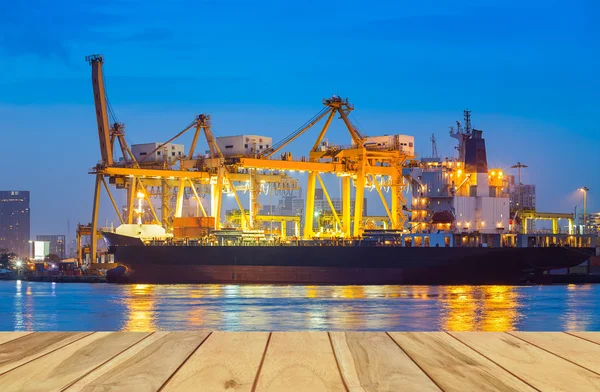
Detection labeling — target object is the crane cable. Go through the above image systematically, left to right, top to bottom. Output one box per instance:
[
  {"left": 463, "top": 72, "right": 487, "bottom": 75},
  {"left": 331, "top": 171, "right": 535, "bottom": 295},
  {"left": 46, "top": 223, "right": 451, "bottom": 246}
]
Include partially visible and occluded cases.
[
  {"left": 102, "top": 72, "right": 118, "bottom": 125},
  {"left": 261, "top": 106, "right": 330, "bottom": 157},
  {"left": 349, "top": 113, "right": 367, "bottom": 139}
]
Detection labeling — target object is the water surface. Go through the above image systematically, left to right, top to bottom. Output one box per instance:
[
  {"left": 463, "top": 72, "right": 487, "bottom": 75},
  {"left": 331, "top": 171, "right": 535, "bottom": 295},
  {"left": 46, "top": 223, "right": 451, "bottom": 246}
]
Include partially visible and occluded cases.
[{"left": 1, "top": 281, "right": 598, "bottom": 331}]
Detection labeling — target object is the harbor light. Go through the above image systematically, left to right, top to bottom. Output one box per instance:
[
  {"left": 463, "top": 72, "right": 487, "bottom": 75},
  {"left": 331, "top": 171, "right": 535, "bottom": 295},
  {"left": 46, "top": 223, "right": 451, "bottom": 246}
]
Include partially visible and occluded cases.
[{"left": 15, "top": 260, "right": 22, "bottom": 267}]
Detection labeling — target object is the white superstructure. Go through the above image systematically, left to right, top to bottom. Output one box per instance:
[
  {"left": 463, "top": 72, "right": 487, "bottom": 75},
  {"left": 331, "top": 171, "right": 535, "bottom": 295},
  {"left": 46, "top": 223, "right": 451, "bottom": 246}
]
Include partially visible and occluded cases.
[
  {"left": 216, "top": 135, "right": 272, "bottom": 157},
  {"left": 131, "top": 143, "right": 185, "bottom": 163}
]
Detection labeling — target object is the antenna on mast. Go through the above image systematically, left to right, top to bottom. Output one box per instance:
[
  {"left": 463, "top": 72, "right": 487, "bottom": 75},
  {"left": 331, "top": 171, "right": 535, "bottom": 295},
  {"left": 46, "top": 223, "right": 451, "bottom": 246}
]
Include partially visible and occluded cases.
[
  {"left": 449, "top": 109, "right": 474, "bottom": 163},
  {"left": 464, "top": 109, "right": 472, "bottom": 134},
  {"left": 430, "top": 133, "right": 438, "bottom": 158}
]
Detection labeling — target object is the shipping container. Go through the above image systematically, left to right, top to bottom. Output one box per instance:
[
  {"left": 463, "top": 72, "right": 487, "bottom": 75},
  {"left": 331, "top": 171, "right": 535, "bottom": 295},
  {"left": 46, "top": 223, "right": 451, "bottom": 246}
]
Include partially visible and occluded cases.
[
  {"left": 173, "top": 217, "right": 215, "bottom": 229},
  {"left": 173, "top": 227, "right": 211, "bottom": 238}
]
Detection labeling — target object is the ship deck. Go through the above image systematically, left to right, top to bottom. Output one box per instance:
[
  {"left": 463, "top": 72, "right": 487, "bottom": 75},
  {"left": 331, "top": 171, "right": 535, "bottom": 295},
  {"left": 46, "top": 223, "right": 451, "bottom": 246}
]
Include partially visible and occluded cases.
[{"left": 1, "top": 332, "right": 599, "bottom": 391}]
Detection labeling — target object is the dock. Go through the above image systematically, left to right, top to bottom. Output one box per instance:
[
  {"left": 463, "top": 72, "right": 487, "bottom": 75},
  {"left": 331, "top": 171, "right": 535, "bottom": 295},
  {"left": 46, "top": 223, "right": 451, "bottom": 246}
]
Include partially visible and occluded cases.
[{"left": 1, "top": 332, "right": 600, "bottom": 391}]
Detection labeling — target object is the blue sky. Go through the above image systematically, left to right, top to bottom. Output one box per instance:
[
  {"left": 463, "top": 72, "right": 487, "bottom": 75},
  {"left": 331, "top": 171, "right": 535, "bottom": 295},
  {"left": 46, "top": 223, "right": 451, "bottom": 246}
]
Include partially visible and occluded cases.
[{"left": 1, "top": 0, "right": 598, "bottom": 237}]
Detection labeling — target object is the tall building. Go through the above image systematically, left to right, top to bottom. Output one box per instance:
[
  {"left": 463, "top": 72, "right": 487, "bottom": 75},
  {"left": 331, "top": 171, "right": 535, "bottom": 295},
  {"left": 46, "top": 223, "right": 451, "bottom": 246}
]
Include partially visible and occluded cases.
[
  {"left": 504, "top": 174, "right": 536, "bottom": 231},
  {"left": 505, "top": 175, "right": 536, "bottom": 211},
  {"left": 0, "top": 191, "right": 30, "bottom": 257},
  {"left": 578, "top": 213, "right": 600, "bottom": 235},
  {"left": 36, "top": 235, "right": 66, "bottom": 259}
]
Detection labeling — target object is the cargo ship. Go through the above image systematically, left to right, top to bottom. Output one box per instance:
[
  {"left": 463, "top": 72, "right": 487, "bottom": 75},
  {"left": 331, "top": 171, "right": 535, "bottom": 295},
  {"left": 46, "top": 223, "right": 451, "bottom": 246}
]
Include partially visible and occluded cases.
[
  {"left": 99, "top": 110, "right": 596, "bottom": 285},
  {"left": 103, "top": 229, "right": 594, "bottom": 284}
]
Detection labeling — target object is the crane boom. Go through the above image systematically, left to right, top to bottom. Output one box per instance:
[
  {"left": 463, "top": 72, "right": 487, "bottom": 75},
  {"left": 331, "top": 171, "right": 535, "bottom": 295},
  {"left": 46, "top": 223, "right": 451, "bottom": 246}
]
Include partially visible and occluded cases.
[{"left": 86, "top": 54, "right": 113, "bottom": 166}]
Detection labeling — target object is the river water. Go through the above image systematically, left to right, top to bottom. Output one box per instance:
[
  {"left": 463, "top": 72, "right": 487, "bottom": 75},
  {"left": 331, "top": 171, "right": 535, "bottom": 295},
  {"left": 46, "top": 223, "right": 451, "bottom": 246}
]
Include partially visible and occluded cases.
[{"left": 1, "top": 281, "right": 599, "bottom": 331}]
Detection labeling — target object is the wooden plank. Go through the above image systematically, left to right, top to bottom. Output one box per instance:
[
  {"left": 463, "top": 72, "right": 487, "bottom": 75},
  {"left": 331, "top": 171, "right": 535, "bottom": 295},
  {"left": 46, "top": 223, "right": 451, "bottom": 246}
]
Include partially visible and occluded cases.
[
  {"left": 0, "top": 332, "right": 149, "bottom": 392},
  {"left": 0, "top": 332, "right": 92, "bottom": 375},
  {"left": 0, "top": 332, "right": 34, "bottom": 346},
  {"left": 63, "top": 332, "right": 210, "bottom": 392},
  {"left": 63, "top": 332, "right": 170, "bottom": 392},
  {"left": 160, "top": 332, "right": 269, "bottom": 392},
  {"left": 254, "top": 332, "right": 346, "bottom": 392},
  {"left": 330, "top": 332, "right": 440, "bottom": 392},
  {"left": 388, "top": 332, "right": 536, "bottom": 392},
  {"left": 451, "top": 332, "right": 600, "bottom": 392},
  {"left": 510, "top": 332, "right": 600, "bottom": 374},
  {"left": 567, "top": 332, "right": 600, "bottom": 345}
]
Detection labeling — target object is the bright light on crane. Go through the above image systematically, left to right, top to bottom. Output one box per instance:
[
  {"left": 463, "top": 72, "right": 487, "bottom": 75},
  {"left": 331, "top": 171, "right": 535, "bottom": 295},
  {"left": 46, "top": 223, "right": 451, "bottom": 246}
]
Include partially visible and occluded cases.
[{"left": 136, "top": 191, "right": 145, "bottom": 224}]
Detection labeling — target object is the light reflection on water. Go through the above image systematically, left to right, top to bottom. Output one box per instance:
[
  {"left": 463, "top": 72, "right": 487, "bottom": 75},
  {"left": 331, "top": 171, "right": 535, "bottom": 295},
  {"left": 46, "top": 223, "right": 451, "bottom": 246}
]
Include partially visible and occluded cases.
[{"left": 1, "top": 281, "right": 599, "bottom": 331}]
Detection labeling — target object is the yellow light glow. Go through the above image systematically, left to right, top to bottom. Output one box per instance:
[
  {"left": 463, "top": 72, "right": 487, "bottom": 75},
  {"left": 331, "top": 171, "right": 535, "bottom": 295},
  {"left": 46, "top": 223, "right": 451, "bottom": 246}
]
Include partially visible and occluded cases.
[
  {"left": 457, "top": 169, "right": 463, "bottom": 176},
  {"left": 491, "top": 171, "right": 496, "bottom": 176},
  {"left": 136, "top": 191, "right": 145, "bottom": 198}
]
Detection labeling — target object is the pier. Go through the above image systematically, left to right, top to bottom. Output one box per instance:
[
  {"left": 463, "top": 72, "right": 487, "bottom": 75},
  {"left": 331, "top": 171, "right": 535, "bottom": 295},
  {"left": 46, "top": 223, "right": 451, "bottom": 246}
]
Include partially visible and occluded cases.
[{"left": 1, "top": 332, "right": 599, "bottom": 391}]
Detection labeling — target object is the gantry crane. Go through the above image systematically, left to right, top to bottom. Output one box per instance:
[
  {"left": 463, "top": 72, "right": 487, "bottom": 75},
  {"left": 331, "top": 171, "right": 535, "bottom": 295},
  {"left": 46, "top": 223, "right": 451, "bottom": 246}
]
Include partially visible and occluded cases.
[
  {"left": 85, "top": 55, "right": 301, "bottom": 261},
  {"left": 86, "top": 55, "right": 414, "bottom": 262},
  {"left": 236, "top": 96, "right": 414, "bottom": 237}
]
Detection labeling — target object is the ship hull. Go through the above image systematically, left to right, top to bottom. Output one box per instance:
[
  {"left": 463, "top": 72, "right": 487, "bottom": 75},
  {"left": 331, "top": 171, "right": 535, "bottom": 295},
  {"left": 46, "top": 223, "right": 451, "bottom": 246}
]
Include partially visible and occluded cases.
[{"left": 104, "top": 237, "right": 594, "bottom": 284}]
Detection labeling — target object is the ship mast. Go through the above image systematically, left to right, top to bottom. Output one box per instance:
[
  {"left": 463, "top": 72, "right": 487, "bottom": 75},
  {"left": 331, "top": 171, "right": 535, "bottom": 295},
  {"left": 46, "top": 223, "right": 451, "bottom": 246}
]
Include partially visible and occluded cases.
[{"left": 449, "top": 109, "right": 473, "bottom": 163}]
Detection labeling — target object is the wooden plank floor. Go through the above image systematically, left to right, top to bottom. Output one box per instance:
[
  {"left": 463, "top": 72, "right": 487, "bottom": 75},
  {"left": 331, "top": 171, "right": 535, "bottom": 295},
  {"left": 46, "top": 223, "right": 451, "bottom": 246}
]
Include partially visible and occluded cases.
[{"left": 0, "top": 332, "right": 599, "bottom": 392}]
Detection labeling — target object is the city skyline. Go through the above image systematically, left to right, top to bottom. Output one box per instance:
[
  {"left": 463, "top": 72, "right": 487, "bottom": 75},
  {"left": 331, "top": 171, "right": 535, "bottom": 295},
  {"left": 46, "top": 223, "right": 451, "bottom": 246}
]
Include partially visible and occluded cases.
[{"left": 1, "top": 0, "right": 598, "bottom": 236}]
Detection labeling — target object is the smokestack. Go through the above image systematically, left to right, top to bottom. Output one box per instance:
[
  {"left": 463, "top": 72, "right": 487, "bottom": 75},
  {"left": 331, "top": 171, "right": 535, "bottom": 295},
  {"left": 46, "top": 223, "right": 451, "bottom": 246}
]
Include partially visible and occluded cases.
[{"left": 464, "top": 129, "right": 487, "bottom": 173}]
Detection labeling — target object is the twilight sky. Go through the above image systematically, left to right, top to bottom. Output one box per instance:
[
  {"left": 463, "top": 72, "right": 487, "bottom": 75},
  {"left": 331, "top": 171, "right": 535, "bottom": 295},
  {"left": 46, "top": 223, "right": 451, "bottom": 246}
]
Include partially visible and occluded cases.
[{"left": 0, "top": 0, "right": 598, "bottom": 238}]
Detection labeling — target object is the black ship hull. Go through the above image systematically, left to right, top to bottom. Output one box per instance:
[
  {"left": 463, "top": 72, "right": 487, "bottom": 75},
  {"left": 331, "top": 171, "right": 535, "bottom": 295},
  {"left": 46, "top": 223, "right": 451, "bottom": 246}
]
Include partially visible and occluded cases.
[{"left": 102, "top": 233, "right": 594, "bottom": 285}]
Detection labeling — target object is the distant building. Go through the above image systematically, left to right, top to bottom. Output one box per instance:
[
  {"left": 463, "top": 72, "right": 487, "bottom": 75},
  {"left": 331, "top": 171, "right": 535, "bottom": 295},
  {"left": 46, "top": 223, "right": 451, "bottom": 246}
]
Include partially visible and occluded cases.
[
  {"left": 504, "top": 174, "right": 536, "bottom": 231},
  {"left": 505, "top": 175, "right": 536, "bottom": 211},
  {"left": 0, "top": 191, "right": 30, "bottom": 257},
  {"left": 291, "top": 197, "right": 367, "bottom": 232},
  {"left": 313, "top": 197, "right": 368, "bottom": 217},
  {"left": 578, "top": 213, "right": 600, "bottom": 234},
  {"left": 36, "top": 235, "right": 66, "bottom": 259},
  {"left": 32, "top": 241, "right": 50, "bottom": 261}
]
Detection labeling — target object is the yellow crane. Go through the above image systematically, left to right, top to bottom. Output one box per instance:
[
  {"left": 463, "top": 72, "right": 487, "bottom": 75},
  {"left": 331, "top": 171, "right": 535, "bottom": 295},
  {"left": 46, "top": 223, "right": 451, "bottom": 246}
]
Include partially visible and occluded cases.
[{"left": 85, "top": 55, "right": 414, "bottom": 262}]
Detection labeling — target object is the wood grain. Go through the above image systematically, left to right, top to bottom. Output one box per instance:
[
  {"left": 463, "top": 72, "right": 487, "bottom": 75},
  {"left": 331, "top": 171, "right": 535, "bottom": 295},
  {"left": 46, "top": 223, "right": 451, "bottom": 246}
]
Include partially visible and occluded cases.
[
  {"left": 0, "top": 332, "right": 149, "bottom": 392},
  {"left": 0, "top": 332, "right": 92, "bottom": 375},
  {"left": 0, "top": 332, "right": 33, "bottom": 346},
  {"left": 0, "top": 332, "right": 598, "bottom": 392},
  {"left": 63, "top": 332, "right": 210, "bottom": 392},
  {"left": 63, "top": 332, "right": 169, "bottom": 392},
  {"left": 161, "top": 332, "right": 269, "bottom": 392},
  {"left": 254, "top": 332, "right": 346, "bottom": 392},
  {"left": 330, "top": 332, "right": 440, "bottom": 392},
  {"left": 388, "top": 332, "right": 535, "bottom": 392},
  {"left": 451, "top": 332, "right": 600, "bottom": 392},
  {"left": 510, "top": 332, "right": 600, "bottom": 374},
  {"left": 567, "top": 332, "right": 600, "bottom": 345}
]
